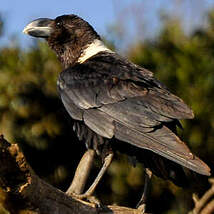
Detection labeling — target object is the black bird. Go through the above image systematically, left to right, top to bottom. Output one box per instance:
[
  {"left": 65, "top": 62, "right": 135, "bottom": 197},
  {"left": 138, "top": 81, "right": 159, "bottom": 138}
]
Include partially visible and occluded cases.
[{"left": 23, "top": 14, "right": 210, "bottom": 209}]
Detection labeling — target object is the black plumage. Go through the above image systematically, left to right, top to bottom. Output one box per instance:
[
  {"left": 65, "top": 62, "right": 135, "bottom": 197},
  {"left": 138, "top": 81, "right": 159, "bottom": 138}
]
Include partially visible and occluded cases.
[{"left": 23, "top": 14, "right": 210, "bottom": 188}]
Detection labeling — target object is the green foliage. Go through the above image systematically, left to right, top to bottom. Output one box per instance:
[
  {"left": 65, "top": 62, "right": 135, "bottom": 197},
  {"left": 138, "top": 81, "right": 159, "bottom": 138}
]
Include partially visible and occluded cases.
[
  {"left": 1, "top": 9, "right": 214, "bottom": 214},
  {"left": 0, "top": 43, "right": 60, "bottom": 143}
]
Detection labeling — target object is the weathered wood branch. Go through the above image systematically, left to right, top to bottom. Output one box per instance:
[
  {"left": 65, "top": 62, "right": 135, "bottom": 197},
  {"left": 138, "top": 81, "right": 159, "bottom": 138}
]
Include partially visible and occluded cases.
[
  {"left": 0, "top": 135, "right": 144, "bottom": 214},
  {"left": 189, "top": 179, "right": 214, "bottom": 214}
]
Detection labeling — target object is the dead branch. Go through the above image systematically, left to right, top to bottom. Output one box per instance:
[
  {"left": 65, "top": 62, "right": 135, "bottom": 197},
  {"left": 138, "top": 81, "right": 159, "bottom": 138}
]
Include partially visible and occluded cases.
[
  {"left": 0, "top": 135, "right": 145, "bottom": 214},
  {"left": 189, "top": 178, "right": 214, "bottom": 214}
]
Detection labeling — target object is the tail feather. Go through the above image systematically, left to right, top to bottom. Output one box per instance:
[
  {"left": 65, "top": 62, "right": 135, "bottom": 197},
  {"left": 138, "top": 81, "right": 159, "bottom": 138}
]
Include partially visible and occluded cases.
[{"left": 114, "top": 122, "right": 211, "bottom": 176}]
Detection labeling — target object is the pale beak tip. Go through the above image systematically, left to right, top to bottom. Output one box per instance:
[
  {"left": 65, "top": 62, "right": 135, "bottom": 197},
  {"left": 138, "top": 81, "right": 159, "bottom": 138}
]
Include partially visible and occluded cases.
[{"left": 22, "top": 28, "right": 28, "bottom": 34}]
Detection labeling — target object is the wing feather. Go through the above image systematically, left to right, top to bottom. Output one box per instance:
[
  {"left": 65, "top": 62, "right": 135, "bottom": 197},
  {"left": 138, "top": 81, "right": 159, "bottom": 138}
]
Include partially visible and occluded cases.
[
  {"left": 60, "top": 90, "right": 83, "bottom": 120},
  {"left": 83, "top": 109, "right": 114, "bottom": 138},
  {"left": 114, "top": 122, "right": 210, "bottom": 176}
]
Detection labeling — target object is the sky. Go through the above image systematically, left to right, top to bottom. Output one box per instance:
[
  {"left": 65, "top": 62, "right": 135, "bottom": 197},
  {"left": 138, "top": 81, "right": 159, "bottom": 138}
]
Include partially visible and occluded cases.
[
  {"left": 0, "top": 0, "right": 116, "bottom": 47},
  {"left": 1, "top": 0, "right": 214, "bottom": 49}
]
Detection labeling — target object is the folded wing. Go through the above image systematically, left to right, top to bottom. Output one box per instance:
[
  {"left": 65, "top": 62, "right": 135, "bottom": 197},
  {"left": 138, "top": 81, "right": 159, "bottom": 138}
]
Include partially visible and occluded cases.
[{"left": 58, "top": 53, "right": 210, "bottom": 176}]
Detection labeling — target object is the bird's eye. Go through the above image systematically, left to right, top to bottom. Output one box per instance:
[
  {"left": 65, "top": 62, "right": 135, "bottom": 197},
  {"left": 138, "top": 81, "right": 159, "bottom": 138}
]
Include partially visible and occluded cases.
[{"left": 56, "top": 21, "right": 63, "bottom": 28}]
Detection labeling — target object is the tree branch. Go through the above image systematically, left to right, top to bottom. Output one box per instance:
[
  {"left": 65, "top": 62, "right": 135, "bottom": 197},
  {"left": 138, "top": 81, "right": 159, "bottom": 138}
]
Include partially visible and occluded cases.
[
  {"left": 0, "top": 135, "right": 144, "bottom": 214},
  {"left": 189, "top": 179, "right": 214, "bottom": 214}
]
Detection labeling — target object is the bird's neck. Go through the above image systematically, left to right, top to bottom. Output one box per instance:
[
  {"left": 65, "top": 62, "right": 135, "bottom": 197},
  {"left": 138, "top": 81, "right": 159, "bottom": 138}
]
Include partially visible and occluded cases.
[
  {"left": 48, "top": 39, "right": 112, "bottom": 69},
  {"left": 77, "top": 39, "right": 111, "bottom": 64},
  {"left": 48, "top": 41, "right": 81, "bottom": 69}
]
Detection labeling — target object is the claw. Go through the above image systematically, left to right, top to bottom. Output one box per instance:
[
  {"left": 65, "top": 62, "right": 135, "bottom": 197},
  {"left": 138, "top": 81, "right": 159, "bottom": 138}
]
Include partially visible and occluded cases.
[{"left": 72, "top": 193, "right": 101, "bottom": 207}]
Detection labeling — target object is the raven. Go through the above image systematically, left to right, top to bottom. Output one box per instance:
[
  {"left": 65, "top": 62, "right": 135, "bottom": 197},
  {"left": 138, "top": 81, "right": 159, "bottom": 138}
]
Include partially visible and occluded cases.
[{"left": 23, "top": 14, "right": 210, "bottom": 209}]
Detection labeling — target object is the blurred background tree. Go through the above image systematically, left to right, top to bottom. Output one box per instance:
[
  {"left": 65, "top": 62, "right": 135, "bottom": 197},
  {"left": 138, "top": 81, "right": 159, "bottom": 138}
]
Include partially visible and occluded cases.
[{"left": 0, "top": 4, "right": 214, "bottom": 214}]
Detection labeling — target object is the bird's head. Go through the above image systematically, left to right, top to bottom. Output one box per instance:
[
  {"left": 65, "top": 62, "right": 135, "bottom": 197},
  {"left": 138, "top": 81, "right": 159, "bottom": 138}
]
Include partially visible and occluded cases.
[{"left": 23, "top": 14, "right": 102, "bottom": 67}]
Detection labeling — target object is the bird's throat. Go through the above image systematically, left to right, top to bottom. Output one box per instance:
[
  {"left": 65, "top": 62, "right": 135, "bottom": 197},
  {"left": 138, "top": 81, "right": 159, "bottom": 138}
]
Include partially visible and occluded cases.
[
  {"left": 48, "top": 39, "right": 112, "bottom": 69},
  {"left": 48, "top": 41, "right": 81, "bottom": 69}
]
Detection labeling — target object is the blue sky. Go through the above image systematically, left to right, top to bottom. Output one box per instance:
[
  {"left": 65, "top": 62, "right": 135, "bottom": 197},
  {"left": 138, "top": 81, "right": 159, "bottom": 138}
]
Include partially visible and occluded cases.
[
  {"left": 1, "top": 0, "right": 214, "bottom": 49},
  {"left": 1, "top": 0, "right": 116, "bottom": 47}
]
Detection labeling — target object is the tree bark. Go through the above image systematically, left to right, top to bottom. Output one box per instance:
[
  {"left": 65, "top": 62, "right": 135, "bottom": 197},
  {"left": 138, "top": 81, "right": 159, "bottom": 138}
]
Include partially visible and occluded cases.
[{"left": 0, "top": 135, "right": 144, "bottom": 214}]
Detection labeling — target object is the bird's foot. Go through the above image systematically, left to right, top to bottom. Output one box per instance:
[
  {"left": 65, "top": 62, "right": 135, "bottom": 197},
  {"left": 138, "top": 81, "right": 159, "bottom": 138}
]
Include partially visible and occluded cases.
[
  {"left": 136, "top": 168, "right": 152, "bottom": 213},
  {"left": 72, "top": 193, "right": 101, "bottom": 207},
  {"left": 137, "top": 203, "right": 146, "bottom": 213}
]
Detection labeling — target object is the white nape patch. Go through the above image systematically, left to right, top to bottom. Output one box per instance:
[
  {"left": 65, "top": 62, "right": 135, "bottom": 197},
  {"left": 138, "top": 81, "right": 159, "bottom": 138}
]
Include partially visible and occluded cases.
[{"left": 78, "top": 39, "right": 113, "bottom": 63}]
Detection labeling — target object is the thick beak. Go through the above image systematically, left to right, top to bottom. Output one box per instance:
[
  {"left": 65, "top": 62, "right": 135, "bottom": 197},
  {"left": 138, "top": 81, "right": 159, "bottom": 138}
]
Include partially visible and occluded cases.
[{"left": 23, "top": 18, "right": 54, "bottom": 38}]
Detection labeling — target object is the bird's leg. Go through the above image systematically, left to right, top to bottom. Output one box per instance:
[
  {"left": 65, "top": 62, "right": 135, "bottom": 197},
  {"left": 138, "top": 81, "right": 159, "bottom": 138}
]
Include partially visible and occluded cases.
[
  {"left": 66, "top": 149, "right": 95, "bottom": 195},
  {"left": 73, "top": 152, "right": 114, "bottom": 199},
  {"left": 137, "top": 168, "right": 153, "bottom": 213}
]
